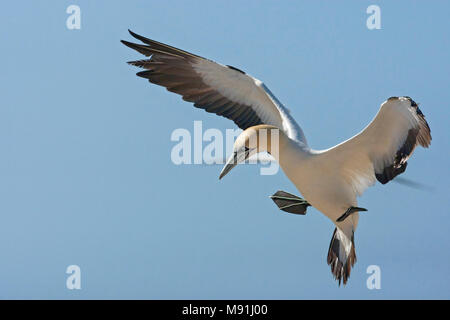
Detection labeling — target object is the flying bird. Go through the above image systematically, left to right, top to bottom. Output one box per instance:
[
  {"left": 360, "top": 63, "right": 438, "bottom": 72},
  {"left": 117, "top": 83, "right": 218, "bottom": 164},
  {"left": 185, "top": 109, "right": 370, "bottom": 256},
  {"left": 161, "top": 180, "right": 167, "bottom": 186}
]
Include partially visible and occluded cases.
[{"left": 121, "top": 30, "right": 431, "bottom": 285}]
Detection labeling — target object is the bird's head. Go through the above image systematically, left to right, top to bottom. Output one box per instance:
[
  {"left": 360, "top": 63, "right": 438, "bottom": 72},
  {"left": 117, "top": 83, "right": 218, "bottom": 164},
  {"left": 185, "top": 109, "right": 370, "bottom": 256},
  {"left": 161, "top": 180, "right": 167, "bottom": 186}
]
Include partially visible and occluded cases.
[{"left": 219, "top": 124, "right": 281, "bottom": 179}]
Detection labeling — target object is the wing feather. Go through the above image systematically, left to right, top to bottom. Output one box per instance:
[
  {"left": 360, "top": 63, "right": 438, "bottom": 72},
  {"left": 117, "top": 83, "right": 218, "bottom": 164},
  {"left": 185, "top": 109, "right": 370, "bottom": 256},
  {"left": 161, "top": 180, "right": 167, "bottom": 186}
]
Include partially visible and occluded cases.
[
  {"left": 121, "top": 30, "right": 307, "bottom": 143},
  {"left": 320, "top": 96, "right": 431, "bottom": 196}
]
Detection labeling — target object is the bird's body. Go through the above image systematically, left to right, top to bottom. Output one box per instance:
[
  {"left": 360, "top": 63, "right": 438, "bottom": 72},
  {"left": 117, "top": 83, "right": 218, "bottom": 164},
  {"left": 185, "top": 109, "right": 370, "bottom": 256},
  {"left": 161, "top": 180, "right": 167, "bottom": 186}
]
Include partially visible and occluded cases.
[
  {"left": 122, "top": 31, "right": 431, "bottom": 285},
  {"left": 262, "top": 131, "right": 362, "bottom": 281},
  {"left": 269, "top": 136, "right": 358, "bottom": 224},
  {"left": 289, "top": 154, "right": 360, "bottom": 226}
]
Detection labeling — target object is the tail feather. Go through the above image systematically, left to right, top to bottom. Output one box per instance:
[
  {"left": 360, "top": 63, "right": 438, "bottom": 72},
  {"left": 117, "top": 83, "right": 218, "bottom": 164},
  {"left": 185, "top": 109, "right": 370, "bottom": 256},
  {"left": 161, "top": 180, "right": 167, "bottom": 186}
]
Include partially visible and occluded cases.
[{"left": 327, "top": 228, "right": 356, "bottom": 285}]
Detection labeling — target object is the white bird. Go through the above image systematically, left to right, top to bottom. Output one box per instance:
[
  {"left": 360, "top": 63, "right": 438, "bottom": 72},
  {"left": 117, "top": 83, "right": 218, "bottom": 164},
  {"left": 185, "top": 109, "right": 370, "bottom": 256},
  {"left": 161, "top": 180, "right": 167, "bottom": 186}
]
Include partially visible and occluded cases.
[{"left": 121, "top": 30, "right": 431, "bottom": 285}]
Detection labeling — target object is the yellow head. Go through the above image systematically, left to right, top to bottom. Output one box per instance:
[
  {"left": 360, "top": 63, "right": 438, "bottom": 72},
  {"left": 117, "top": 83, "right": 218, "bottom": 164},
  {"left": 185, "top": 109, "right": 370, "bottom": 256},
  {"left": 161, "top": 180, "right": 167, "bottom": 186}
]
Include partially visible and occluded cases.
[{"left": 219, "top": 124, "right": 283, "bottom": 179}]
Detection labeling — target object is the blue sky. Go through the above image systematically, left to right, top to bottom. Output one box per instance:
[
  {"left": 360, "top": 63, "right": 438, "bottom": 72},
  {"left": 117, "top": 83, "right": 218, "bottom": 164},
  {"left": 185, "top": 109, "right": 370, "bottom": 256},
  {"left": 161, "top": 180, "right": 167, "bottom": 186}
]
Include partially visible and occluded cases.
[{"left": 0, "top": 1, "right": 449, "bottom": 299}]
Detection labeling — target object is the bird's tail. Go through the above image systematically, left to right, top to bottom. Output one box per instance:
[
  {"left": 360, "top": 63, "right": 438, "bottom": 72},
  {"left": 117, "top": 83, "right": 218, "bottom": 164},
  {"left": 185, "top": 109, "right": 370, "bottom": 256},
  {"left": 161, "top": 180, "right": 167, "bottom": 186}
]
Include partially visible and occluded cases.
[{"left": 327, "top": 227, "right": 356, "bottom": 285}]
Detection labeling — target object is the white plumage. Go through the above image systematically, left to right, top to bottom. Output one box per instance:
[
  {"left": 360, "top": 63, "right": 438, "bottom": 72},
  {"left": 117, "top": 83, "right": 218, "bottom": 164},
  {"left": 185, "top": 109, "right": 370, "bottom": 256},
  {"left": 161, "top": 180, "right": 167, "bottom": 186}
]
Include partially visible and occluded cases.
[{"left": 122, "top": 31, "right": 431, "bottom": 285}]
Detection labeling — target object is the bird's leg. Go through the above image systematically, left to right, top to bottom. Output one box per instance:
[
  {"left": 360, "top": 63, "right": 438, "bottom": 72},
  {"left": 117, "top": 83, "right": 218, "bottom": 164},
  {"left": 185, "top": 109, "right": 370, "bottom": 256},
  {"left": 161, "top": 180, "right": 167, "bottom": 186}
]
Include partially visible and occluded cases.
[
  {"left": 270, "top": 190, "right": 311, "bottom": 215},
  {"left": 336, "top": 206, "right": 368, "bottom": 222}
]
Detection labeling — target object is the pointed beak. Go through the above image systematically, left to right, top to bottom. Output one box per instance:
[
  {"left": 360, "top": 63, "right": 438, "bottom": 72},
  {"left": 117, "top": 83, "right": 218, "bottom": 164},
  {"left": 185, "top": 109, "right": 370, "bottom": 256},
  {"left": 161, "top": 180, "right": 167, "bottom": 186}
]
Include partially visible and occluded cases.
[
  {"left": 219, "top": 147, "right": 251, "bottom": 180},
  {"left": 219, "top": 156, "right": 237, "bottom": 180}
]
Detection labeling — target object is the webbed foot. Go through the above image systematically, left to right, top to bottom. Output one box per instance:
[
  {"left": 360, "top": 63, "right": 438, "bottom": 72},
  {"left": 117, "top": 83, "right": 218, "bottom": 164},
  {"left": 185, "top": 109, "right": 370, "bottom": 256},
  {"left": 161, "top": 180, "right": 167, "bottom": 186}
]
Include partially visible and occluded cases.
[
  {"left": 270, "top": 190, "right": 310, "bottom": 215},
  {"left": 336, "top": 206, "right": 367, "bottom": 222}
]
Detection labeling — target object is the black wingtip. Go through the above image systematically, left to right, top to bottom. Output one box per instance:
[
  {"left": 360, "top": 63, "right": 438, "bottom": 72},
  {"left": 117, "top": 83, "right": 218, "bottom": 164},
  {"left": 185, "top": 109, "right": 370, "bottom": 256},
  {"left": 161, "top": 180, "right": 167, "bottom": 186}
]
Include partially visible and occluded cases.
[
  {"left": 121, "top": 29, "right": 137, "bottom": 44},
  {"left": 122, "top": 29, "right": 147, "bottom": 47},
  {"left": 128, "top": 29, "right": 138, "bottom": 38},
  {"left": 128, "top": 29, "right": 153, "bottom": 45},
  {"left": 128, "top": 29, "right": 139, "bottom": 39},
  {"left": 120, "top": 39, "right": 133, "bottom": 47},
  {"left": 120, "top": 39, "right": 133, "bottom": 50},
  {"left": 120, "top": 39, "right": 139, "bottom": 51},
  {"left": 120, "top": 39, "right": 153, "bottom": 57},
  {"left": 136, "top": 70, "right": 153, "bottom": 79}
]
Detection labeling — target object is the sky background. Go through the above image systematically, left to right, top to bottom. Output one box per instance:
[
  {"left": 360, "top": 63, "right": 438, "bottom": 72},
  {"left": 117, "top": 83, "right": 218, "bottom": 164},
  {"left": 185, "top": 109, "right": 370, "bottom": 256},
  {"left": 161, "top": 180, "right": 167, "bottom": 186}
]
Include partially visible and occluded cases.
[{"left": 0, "top": 1, "right": 449, "bottom": 299}]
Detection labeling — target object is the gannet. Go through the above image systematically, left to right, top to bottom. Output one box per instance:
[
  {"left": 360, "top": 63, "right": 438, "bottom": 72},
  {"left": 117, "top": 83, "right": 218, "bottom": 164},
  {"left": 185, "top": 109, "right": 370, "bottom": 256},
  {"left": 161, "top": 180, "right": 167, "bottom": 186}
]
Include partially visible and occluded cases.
[{"left": 121, "top": 30, "right": 432, "bottom": 285}]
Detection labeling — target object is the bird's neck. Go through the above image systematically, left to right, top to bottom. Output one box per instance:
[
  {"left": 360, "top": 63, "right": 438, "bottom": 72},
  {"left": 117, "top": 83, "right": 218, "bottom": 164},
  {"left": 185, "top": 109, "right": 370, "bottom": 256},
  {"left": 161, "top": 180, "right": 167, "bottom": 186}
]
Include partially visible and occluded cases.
[{"left": 269, "top": 131, "right": 312, "bottom": 168}]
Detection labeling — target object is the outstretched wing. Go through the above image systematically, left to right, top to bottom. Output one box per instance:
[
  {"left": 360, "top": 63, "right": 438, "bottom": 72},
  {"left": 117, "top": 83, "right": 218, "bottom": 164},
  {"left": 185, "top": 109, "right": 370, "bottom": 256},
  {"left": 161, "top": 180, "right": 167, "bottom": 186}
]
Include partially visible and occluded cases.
[
  {"left": 121, "top": 30, "right": 307, "bottom": 144},
  {"left": 320, "top": 96, "right": 431, "bottom": 196}
]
